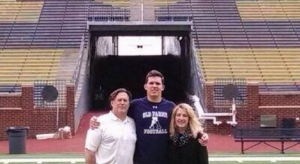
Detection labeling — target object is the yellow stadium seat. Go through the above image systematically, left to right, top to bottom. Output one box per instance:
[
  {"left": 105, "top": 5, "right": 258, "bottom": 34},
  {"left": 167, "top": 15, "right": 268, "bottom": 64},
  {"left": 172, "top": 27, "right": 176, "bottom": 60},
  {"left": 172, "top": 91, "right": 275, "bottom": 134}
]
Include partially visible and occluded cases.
[
  {"left": 0, "top": 1, "right": 43, "bottom": 22},
  {"left": 198, "top": 47, "right": 300, "bottom": 84},
  {"left": 0, "top": 49, "right": 65, "bottom": 85}
]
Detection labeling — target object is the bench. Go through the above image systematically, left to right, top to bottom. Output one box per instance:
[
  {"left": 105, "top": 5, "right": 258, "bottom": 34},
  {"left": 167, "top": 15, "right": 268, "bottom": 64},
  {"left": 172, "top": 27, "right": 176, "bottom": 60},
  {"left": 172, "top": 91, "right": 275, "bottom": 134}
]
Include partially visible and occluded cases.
[{"left": 233, "top": 128, "right": 300, "bottom": 154}]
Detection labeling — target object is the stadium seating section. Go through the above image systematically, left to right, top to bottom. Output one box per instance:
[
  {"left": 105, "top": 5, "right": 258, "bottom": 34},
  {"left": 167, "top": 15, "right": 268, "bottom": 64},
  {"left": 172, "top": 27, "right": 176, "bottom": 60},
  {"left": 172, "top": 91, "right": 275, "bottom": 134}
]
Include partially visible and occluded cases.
[
  {"left": 0, "top": 0, "right": 300, "bottom": 87},
  {"left": 95, "top": 0, "right": 130, "bottom": 7},
  {"left": 155, "top": 0, "right": 300, "bottom": 84},
  {"left": 197, "top": 48, "right": 300, "bottom": 83}
]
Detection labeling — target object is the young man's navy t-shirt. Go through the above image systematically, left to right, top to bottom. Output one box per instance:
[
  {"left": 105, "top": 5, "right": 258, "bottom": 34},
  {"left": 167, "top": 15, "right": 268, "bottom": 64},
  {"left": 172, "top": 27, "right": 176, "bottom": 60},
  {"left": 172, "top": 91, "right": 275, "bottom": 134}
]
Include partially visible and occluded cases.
[{"left": 128, "top": 97, "right": 175, "bottom": 164}]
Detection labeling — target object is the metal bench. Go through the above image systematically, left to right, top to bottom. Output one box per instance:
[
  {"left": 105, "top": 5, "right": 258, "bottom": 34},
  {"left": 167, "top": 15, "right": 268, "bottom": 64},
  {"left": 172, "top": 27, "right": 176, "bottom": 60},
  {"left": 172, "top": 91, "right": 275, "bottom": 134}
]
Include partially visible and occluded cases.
[{"left": 233, "top": 128, "right": 300, "bottom": 154}]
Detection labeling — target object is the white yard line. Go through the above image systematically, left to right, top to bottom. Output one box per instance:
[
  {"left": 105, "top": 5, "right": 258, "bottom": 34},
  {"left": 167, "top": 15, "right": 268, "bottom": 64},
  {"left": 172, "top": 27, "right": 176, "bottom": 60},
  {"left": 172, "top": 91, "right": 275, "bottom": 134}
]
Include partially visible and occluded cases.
[
  {"left": 210, "top": 157, "right": 300, "bottom": 162},
  {"left": 0, "top": 158, "right": 84, "bottom": 163}
]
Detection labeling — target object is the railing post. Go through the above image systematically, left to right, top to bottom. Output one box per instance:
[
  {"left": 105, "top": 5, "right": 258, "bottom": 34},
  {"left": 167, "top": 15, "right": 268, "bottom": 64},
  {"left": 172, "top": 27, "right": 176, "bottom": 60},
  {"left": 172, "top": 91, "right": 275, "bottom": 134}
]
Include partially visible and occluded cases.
[
  {"left": 241, "top": 129, "right": 244, "bottom": 154},
  {"left": 241, "top": 139, "right": 244, "bottom": 154},
  {"left": 281, "top": 141, "right": 284, "bottom": 154}
]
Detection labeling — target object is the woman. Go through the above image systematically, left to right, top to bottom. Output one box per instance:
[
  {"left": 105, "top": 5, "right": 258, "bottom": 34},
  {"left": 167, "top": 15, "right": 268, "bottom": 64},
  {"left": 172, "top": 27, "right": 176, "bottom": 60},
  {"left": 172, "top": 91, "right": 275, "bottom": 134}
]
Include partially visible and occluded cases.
[{"left": 169, "top": 103, "right": 209, "bottom": 164}]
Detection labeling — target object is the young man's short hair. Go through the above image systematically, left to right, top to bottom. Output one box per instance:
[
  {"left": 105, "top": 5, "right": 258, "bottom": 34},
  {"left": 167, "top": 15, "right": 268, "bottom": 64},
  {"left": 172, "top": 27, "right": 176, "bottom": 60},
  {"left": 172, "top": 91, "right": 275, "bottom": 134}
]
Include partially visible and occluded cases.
[{"left": 145, "top": 70, "right": 164, "bottom": 84}]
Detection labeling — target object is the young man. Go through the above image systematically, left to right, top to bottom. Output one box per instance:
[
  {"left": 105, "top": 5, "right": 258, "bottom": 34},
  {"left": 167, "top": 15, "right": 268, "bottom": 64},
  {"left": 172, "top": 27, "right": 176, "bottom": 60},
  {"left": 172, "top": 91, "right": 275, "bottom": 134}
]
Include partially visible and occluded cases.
[
  {"left": 90, "top": 70, "right": 209, "bottom": 164},
  {"left": 128, "top": 70, "right": 175, "bottom": 164},
  {"left": 85, "top": 88, "right": 137, "bottom": 164}
]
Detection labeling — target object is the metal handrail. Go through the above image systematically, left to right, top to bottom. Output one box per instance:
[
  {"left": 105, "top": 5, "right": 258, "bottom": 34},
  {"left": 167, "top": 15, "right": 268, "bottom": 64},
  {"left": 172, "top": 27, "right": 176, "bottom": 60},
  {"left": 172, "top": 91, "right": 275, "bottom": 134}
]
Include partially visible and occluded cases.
[
  {"left": 55, "top": 0, "right": 69, "bottom": 49},
  {"left": 88, "top": 2, "right": 129, "bottom": 21},
  {"left": 71, "top": 35, "right": 85, "bottom": 91},
  {"left": 190, "top": 39, "right": 205, "bottom": 109}
]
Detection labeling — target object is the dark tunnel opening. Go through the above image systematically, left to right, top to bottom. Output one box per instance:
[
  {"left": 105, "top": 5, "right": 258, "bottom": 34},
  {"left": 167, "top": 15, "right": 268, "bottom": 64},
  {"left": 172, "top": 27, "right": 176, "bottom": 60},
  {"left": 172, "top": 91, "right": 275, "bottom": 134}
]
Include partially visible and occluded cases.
[{"left": 90, "top": 55, "right": 188, "bottom": 110}]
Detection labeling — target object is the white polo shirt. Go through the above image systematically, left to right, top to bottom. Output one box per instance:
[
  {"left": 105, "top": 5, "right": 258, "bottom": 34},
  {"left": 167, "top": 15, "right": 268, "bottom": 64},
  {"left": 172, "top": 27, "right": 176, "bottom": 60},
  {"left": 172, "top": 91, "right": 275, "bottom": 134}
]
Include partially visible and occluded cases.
[{"left": 85, "top": 111, "right": 137, "bottom": 164}]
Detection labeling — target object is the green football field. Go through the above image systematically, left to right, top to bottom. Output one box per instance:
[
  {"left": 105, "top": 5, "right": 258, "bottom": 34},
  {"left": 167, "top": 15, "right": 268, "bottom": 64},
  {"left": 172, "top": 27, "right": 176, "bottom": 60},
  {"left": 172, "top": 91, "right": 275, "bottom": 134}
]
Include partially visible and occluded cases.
[
  {"left": 1, "top": 153, "right": 300, "bottom": 164},
  {"left": 0, "top": 161, "right": 299, "bottom": 164},
  {"left": 212, "top": 162, "right": 299, "bottom": 164},
  {"left": 0, "top": 163, "right": 297, "bottom": 164}
]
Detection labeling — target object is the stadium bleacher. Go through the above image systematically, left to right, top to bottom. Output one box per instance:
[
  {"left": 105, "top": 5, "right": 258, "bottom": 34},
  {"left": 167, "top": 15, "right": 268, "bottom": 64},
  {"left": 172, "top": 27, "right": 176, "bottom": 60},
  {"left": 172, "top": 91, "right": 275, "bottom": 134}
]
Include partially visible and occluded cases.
[
  {"left": 0, "top": 0, "right": 299, "bottom": 88},
  {"left": 0, "top": 0, "right": 300, "bottom": 141},
  {"left": 0, "top": 0, "right": 43, "bottom": 23},
  {"left": 95, "top": 0, "right": 130, "bottom": 7},
  {"left": 153, "top": 0, "right": 300, "bottom": 86},
  {"left": 153, "top": 0, "right": 182, "bottom": 6},
  {"left": 154, "top": 0, "right": 300, "bottom": 48},
  {"left": 236, "top": 1, "right": 300, "bottom": 20},
  {"left": 197, "top": 48, "right": 300, "bottom": 83},
  {"left": 0, "top": 49, "right": 63, "bottom": 84}
]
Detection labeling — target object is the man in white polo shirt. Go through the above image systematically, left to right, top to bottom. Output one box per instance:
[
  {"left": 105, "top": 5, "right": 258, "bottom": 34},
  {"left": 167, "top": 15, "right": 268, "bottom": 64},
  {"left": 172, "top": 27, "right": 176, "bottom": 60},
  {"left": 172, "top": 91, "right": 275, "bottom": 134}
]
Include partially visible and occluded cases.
[{"left": 85, "top": 88, "right": 137, "bottom": 164}]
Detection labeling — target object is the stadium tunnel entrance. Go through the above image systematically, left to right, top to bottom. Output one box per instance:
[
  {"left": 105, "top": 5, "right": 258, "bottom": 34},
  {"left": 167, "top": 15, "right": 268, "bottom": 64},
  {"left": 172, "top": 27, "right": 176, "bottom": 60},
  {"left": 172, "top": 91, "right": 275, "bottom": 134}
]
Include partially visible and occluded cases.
[{"left": 87, "top": 22, "right": 194, "bottom": 111}]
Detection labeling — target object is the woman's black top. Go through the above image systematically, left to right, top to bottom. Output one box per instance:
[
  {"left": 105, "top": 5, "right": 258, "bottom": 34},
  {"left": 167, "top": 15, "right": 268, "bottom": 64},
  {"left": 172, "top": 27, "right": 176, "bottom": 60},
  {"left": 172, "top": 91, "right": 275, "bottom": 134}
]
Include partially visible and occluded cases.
[{"left": 169, "top": 136, "right": 209, "bottom": 164}]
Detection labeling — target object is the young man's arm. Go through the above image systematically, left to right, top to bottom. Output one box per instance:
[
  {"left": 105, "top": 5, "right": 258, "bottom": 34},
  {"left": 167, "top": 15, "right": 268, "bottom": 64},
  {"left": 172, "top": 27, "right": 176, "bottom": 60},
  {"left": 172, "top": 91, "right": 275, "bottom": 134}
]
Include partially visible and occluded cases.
[
  {"left": 90, "top": 116, "right": 100, "bottom": 129},
  {"left": 198, "top": 133, "right": 209, "bottom": 146},
  {"left": 85, "top": 149, "right": 96, "bottom": 164}
]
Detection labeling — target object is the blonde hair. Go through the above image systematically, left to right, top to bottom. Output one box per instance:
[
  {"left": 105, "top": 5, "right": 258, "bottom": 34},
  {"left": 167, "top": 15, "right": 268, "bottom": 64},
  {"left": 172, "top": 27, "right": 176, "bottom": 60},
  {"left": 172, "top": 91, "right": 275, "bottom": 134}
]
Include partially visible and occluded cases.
[{"left": 169, "top": 103, "right": 203, "bottom": 138}]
